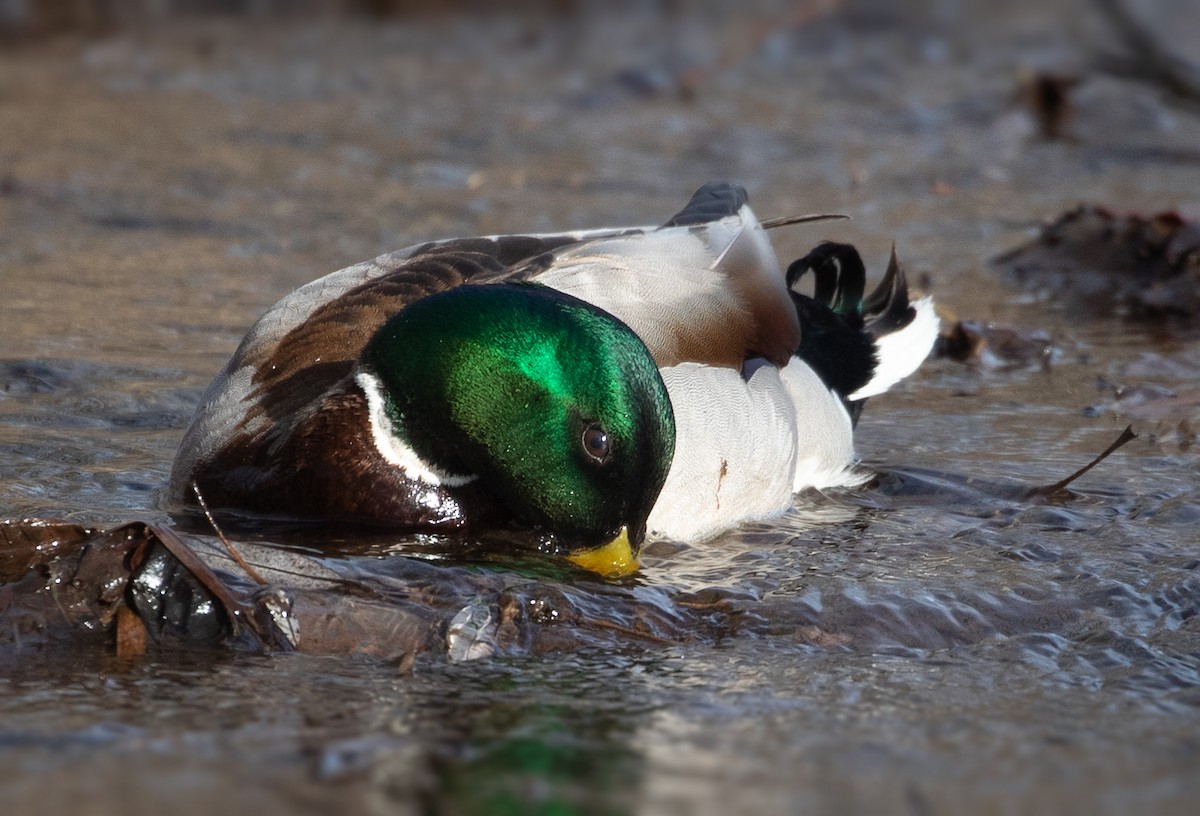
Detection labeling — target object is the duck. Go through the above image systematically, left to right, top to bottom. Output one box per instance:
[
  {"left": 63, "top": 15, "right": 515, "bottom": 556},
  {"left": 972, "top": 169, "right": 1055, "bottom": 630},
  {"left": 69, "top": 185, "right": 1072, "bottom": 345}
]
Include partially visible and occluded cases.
[{"left": 169, "top": 182, "right": 938, "bottom": 575}]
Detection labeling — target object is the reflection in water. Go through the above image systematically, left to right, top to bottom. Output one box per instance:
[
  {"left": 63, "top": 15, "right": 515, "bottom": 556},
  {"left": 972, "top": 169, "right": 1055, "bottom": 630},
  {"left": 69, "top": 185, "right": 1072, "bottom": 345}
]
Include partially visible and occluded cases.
[{"left": 413, "top": 659, "right": 647, "bottom": 815}]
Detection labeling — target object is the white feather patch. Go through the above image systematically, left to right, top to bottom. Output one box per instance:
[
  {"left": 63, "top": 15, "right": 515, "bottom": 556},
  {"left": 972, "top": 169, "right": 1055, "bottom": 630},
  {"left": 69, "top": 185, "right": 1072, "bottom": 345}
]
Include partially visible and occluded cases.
[
  {"left": 532, "top": 206, "right": 794, "bottom": 368},
  {"left": 849, "top": 296, "right": 939, "bottom": 401},
  {"left": 647, "top": 356, "right": 865, "bottom": 543},
  {"left": 776, "top": 360, "right": 868, "bottom": 492},
  {"left": 648, "top": 362, "right": 798, "bottom": 542},
  {"left": 354, "top": 370, "right": 477, "bottom": 487}
]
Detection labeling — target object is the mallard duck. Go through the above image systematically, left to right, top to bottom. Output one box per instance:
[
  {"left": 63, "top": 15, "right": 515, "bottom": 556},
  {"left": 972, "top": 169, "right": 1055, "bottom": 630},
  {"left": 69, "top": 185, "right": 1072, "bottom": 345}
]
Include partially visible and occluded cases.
[{"left": 169, "top": 183, "right": 937, "bottom": 575}]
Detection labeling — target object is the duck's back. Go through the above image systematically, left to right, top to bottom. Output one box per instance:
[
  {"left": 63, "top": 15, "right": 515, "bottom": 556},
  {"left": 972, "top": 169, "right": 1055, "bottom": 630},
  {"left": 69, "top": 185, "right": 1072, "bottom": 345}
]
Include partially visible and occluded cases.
[
  {"left": 169, "top": 183, "right": 933, "bottom": 546},
  {"left": 170, "top": 184, "right": 802, "bottom": 511},
  {"left": 169, "top": 237, "right": 584, "bottom": 505}
]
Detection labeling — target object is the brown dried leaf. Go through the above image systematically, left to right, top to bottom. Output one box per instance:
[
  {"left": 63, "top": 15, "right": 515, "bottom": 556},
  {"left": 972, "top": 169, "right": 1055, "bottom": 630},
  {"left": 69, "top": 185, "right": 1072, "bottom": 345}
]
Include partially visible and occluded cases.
[
  {"left": 992, "top": 205, "right": 1200, "bottom": 326},
  {"left": 934, "top": 319, "right": 1059, "bottom": 369},
  {"left": 0, "top": 519, "right": 96, "bottom": 583},
  {"left": 0, "top": 519, "right": 745, "bottom": 660},
  {"left": 114, "top": 604, "right": 148, "bottom": 659}
]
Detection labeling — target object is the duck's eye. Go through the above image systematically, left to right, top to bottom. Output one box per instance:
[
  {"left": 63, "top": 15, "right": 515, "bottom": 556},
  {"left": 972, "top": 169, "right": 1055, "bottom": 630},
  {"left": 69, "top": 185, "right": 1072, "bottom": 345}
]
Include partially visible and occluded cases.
[{"left": 582, "top": 424, "right": 612, "bottom": 464}]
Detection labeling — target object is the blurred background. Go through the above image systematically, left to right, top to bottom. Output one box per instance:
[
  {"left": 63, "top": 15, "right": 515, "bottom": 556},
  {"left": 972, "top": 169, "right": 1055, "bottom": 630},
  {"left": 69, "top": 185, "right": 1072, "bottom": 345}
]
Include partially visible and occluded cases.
[{"left": 3, "top": 0, "right": 1197, "bottom": 367}]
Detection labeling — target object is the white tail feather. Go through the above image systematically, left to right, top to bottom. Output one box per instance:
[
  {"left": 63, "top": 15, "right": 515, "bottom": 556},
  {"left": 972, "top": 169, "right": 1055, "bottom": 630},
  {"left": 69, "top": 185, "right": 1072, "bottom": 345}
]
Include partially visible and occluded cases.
[{"left": 848, "top": 296, "right": 939, "bottom": 401}]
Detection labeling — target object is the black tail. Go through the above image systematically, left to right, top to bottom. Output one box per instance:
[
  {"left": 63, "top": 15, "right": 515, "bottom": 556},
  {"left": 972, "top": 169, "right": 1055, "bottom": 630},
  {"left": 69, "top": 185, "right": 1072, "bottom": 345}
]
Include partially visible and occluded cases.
[
  {"left": 786, "top": 243, "right": 920, "bottom": 425},
  {"left": 787, "top": 243, "right": 873, "bottom": 422},
  {"left": 862, "top": 247, "right": 919, "bottom": 338}
]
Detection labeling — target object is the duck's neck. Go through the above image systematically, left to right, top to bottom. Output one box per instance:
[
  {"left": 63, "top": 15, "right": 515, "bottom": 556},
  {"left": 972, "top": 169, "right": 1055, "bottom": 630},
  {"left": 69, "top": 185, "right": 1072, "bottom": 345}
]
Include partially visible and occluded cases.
[{"left": 353, "top": 369, "right": 477, "bottom": 487}]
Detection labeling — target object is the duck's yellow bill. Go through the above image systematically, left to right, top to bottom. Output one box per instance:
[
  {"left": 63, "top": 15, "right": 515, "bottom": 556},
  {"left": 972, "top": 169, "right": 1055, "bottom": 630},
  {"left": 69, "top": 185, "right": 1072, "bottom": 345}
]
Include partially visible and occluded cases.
[{"left": 566, "top": 527, "right": 640, "bottom": 578}]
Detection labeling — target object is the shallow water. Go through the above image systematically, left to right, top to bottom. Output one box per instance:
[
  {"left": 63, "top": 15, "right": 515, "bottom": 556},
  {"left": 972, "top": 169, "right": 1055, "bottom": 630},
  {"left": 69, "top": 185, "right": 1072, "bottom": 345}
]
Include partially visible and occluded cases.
[{"left": 2, "top": 2, "right": 1200, "bottom": 813}]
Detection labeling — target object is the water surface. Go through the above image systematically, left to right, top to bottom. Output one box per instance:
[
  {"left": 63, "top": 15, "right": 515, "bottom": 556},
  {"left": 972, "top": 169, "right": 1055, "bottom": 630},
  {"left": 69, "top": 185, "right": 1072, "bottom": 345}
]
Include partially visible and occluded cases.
[{"left": 2, "top": 3, "right": 1199, "bottom": 813}]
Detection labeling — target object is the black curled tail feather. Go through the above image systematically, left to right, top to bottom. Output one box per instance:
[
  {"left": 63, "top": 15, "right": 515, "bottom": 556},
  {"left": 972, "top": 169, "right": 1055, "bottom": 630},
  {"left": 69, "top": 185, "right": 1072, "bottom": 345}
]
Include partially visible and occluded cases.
[
  {"left": 787, "top": 242, "right": 867, "bottom": 317},
  {"left": 787, "top": 243, "right": 874, "bottom": 422},
  {"left": 787, "top": 243, "right": 920, "bottom": 425},
  {"left": 862, "top": 246, "right": 918, "bottom": 337}
]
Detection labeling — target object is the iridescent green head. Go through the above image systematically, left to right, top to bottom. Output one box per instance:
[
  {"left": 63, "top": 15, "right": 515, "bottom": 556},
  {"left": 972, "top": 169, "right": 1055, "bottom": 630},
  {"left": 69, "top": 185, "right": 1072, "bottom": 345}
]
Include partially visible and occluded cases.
[{"left": 360, "top": 283, "right": 675, "bottom": 568}]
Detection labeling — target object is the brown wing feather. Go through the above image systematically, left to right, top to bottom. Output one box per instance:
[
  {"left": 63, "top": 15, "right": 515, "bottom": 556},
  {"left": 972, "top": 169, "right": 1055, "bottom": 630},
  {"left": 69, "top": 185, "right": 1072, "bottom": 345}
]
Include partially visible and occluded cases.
[
  {"left": 714, "top": 223, "right": 802, "bottom": 368},
  {"left": 237, "top": 234, "right": 587, "bottom": 426},
  {"left": 243, "top": 250, "right": 521, "bottom": 429}
]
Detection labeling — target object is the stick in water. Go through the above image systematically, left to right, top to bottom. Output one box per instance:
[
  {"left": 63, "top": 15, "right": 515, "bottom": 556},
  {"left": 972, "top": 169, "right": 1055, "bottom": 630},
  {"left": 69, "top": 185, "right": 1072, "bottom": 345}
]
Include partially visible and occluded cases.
[
  {"left": 1029, "top": 425, "right": 1137, "bottom": 497},
  {"left": 192, "top": 481, "right": 268, "bottom": 586}
]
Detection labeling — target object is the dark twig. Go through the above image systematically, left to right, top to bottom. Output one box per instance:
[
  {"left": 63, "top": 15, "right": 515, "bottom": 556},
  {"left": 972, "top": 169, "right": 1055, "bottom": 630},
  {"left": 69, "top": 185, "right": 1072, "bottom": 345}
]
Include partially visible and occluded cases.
[
  {"left": 761, "top": 213, "right": 850, "bottom": 230},
  {"left": 1028, "top": 425, "right": 1137, "bottom": 498},
  {"left": 192, "top": 481, "right": 268, "bottom": 586}
]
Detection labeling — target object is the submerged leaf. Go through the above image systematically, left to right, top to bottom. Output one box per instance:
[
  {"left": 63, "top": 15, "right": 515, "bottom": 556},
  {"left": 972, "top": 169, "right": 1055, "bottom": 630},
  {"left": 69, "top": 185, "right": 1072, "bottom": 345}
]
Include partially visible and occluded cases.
[
  {"left": 934, "top": 318, "right": 1061, "bottom": 369},
  {"left": 0, "top": 519, "right": 710, "bottom": 661}
]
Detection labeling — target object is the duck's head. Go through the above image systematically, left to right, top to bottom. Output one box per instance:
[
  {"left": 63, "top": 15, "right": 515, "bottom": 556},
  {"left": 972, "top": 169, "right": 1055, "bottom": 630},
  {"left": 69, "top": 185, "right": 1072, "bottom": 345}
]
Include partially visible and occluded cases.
[{"left": 358, "top": 283, "right": 675, "bottom": 576}]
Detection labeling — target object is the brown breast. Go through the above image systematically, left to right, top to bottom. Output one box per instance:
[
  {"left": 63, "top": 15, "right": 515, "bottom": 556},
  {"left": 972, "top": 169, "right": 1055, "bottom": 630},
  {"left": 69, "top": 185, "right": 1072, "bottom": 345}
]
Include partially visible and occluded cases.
[{"left": 192, "top": 384, "right": 499, "bottom": 529}]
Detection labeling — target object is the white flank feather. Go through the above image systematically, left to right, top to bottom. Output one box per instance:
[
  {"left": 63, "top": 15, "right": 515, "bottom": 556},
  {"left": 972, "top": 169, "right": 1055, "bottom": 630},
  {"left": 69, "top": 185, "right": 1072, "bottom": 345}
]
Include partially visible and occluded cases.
[
  {"left": 647, "top": 356, "right": 865, "bottom": 543},
  {"left": 776, "top": 360, "right": 868, "bottom": 492},
  {"left": 648, "top": 362, "right": 799, "bottom": 542}
]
